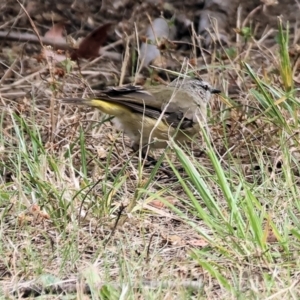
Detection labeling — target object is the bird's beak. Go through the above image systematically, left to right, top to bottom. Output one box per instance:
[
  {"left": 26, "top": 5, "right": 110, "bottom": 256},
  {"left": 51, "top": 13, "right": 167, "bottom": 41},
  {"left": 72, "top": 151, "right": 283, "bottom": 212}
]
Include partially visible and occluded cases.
[{"left": 211, "top": 88, "right": 221, "bottom": 94}]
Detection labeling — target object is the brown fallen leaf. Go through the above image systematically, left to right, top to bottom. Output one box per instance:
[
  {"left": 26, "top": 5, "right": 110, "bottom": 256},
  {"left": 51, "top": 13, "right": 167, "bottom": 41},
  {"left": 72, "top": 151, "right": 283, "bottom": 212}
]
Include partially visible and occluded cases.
[
  {"left": 39, "top": 23, "right": 112, "bottom": 63},
  {"left": 71, "top": 23, "right": 112, "bottom": 60},
  {"left": 54, "top": 67, "right": 66, "bottom": 77},
  {"left": 149, "top": 196, "right": 177, "bottom": 209},
  {"left": 149, "top": 200, "right": 165, "bottom": 209},
  {"left": 30, "top": 204, "right": 50, "bottom": 221},
  {"left": 18, "top": 213, "right": 33, "bottom": 225},
  {"left": 263, "top": 217, "right": 278, "bottom": 244},
  {"left": 266, "top": 229, "right": 278, "bottom": 243},
  {"left": 163, "top": 234, "right": 185, "bottom": 246},
  {"left": 187, "top": 239, "right": 209, "bottom": 247}
]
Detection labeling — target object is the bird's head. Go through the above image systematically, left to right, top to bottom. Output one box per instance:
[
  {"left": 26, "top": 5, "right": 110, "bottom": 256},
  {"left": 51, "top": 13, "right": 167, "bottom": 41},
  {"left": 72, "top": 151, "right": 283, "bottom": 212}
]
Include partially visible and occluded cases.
[{"left": 169, "top": 76, "right": 220, "bottom": 103}]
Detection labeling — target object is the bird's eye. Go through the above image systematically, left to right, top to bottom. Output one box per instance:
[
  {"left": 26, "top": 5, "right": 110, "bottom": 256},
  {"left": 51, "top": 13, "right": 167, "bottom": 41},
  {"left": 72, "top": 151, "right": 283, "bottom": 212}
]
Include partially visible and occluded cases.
[{"left": 204, "top": 85, "right": 209, "bottom": 91}]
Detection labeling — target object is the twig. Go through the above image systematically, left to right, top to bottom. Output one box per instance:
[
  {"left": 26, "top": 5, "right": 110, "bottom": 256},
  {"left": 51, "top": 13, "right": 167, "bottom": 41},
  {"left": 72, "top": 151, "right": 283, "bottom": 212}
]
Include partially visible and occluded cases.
[
  {"left": 17, "top": 0, "right": 59, "bottom": 142},
  {"left": 17, "top": 1, "right": 43, "bottom": 46},
  {"left": 0, "top": 30, "right": 70, "bottom": 49},
  {"left": 0, "top": 30, "right": 129, "bottom": 61},
  {"left": 0, "top": 30, "right": 122, "bottom": 61},
  {"left": 119, "top": 34, "right": 131, "bottom": 86},
  {"left": 103, "top": 204, "right": 127, "bottom": 246}
]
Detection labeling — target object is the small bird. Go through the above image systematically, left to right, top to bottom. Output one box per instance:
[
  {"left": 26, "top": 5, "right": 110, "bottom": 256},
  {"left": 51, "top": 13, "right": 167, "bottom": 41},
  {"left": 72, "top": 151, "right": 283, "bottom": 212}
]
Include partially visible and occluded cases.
[{"left": 62, "top": 77, "right": 220, "bottom": 160}]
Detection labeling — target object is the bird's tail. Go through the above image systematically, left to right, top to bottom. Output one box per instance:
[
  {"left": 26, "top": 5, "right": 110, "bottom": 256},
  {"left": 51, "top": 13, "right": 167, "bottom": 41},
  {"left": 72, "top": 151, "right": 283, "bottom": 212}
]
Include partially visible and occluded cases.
[
  {"left": 61, "top": 98, "right": 130, "bottom": 116},
  {"left": 61, "top": 98, "right": 94, "bottom": 106}
]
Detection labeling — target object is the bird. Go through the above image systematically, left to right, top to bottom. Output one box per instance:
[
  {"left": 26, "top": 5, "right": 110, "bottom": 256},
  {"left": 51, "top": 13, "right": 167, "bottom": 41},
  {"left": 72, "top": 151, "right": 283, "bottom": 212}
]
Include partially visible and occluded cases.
[{"left": 61, "top": 77, "right": 220, "bottom": 161}]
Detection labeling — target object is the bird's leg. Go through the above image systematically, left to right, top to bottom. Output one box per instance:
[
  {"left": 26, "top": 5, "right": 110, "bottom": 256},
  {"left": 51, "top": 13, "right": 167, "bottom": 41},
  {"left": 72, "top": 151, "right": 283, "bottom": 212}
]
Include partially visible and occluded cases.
[
  {"left": 130, "top": 144, "right": 176, "bottom": 177},
  {"left": 132, "top": 144, "right": 157, "bottom": 165},
  {"left": 142, "top": 151, "right": 158, "bottom": 166}
]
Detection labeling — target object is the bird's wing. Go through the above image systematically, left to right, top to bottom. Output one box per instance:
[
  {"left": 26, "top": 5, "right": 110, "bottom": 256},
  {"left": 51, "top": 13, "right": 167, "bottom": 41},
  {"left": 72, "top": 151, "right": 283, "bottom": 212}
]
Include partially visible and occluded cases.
[
  {"left": 94, "top": 86, "right": 195, "bottom": 129},
  {"left": 95, "top": 86, "right": 162, "bottom": 108}
]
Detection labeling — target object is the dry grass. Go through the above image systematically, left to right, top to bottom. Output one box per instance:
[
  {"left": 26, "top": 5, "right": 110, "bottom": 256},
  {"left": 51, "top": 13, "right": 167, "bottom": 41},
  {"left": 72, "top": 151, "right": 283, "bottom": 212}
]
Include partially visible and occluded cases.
[{"left": 1, "top": 1, "right": 300, "bottom": 299}]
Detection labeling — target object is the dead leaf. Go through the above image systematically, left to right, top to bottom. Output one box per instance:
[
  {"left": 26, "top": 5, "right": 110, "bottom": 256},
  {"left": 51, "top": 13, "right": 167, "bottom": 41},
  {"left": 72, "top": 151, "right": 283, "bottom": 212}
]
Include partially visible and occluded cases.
[
  {"left": 71, "top": 23, "right": 112, "bottom": 60},
  {"left": 289, "top": 44, "right": 300, "bottom": 58},
  {"left": 42, "top": 47, "right": 67, "bottom": 63},
  {"left": 189, "top": 57, "right": 197, "bottom": 67},
  {"left": 54, "top": 67, "right": 66, "bottom": 77},
  {"left": 96, "top": 145, "right": 107, "bottom": 159},
  {"left": 149, "top": 196, "right": 177, "bottom": 209},
  {"left": 149, "top": 200, "right": 165, "bottom": 208},
  {"left": 30, "top": 204, "right": 50, "bottom": 221},
  {"left": 18, "top": 213, "right": 33, "bottom": 225},
  {"left": 263, "top": 217, "right": 278, "bottom": 244},
  {"left": 266, "top": 229, "right": 278, "bottom": 243},
  {"left": 163, "top": 234, "right": 185, "bottom": 246},
  {"left": 187, "top": 239, "right": 209, "bottom": 247}
]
